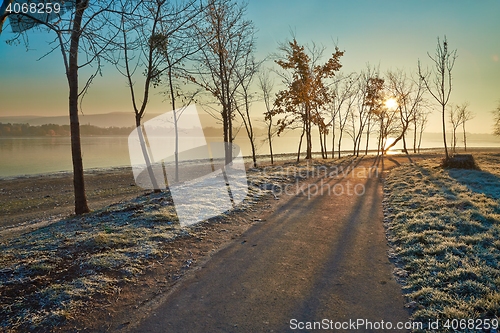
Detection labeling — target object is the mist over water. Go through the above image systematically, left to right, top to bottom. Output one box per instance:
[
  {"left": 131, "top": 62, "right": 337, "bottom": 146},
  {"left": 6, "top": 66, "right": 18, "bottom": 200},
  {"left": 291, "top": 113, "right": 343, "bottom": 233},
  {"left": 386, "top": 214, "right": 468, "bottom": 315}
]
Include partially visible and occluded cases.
[{"left": 1, "top": 133, "right": 499, "bottom": 178}]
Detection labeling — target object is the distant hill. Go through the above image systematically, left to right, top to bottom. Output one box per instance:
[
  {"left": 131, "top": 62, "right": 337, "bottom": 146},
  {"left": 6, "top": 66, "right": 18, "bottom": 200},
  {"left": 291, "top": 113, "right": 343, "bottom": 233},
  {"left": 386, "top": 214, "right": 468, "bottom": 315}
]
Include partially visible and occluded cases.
[
  {"left": 0, "top": 111, "right": 222, "bottom": 129},
  {"left": 0, "top": 112, "right": 153, "bottom": 128},
  {"left": 1, "top": 113, "right": 498, "bottom": 145},
  {"left": 0, "top": 123, "right": 134, "bottom": 137}
]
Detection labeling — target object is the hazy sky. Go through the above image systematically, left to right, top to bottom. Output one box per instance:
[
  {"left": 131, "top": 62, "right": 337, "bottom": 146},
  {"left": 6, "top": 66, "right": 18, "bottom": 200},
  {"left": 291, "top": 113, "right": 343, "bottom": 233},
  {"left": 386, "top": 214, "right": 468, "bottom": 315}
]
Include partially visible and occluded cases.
[{"left": 0, "top": 0, "right": 499, "bottom": 133}]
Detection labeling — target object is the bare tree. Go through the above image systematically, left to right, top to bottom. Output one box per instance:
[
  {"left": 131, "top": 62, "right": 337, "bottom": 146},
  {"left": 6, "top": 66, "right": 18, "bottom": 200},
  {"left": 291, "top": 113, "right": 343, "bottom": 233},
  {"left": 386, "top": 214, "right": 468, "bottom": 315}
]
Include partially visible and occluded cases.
[
  {"left": 1, "top": 0, "right": 130, "bottom": 214},
  {"left": 113, "top": 0, "right": 202, "bottom": 187},
  {"left": 188, "top": 0, "right": 256, "bottom": 165},
  {"left": 155, "top": 1, "right": 203, "bottom": 183},
  {"left": 419, "top": 36, "right": 457, "bottom": 160},
  {"left": 234, "top": 54, "right": 261, "bottom": 168},
  {"left": 351, "top": 66, "right": 379, "bottom": 156},
  {"left": 384, "top": 69, "right": 426, "bottom": 153},
  {"left": 259, "top": 72, "right": 276, "bottom": 164},
  {"left": 334, "top": 74, "right": 359, "bottom": 158},
  {"left": 346, "top": 101, "right": 359, "bottom": 156},
  {"left": 375, "top": 101, "right": 401, "bottom": 155},
  {"left": 493, "top": 101, "right": 500, "bottom": 137},
  {"left": 449, "top": 102, "right": 473, "bottom": 153},
  {"left": 459, "top": 102, "right": 474, "bottom": 151},
  {"left": 412, "top": 104, "right": 430, "bottom": 153},
  {"left": 449, "top": 104, "right": 461, "bottom": 153},
  {"left": 416, "top": 110, "right": 429, "bottom": 153}
]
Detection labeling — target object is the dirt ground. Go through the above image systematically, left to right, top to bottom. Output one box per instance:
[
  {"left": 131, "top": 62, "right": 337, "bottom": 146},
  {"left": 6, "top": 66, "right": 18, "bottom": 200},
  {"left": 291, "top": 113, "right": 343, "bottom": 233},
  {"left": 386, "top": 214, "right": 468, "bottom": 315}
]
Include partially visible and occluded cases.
[{"left": 0, "top": 168, "right": 145, "bottom": 231}]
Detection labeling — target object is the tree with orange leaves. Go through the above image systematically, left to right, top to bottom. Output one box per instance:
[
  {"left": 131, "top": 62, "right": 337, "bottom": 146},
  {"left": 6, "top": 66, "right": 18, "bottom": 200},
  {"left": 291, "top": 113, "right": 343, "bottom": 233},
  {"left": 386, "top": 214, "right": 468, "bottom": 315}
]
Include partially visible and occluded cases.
[{"left": 273, "top": 39, "right": 343, "bottom": 161}]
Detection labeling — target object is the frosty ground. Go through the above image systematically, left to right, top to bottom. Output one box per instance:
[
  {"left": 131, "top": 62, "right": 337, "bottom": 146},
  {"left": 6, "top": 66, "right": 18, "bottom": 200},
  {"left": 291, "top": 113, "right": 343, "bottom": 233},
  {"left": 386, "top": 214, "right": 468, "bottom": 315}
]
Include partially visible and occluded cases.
[
  {"left": 1, "top": 151, "right": 499, "bottom": 332},
  {"left": 384, "top": 153, "right": 500, "bottom": 331},
  {"left": 1, "top": 156, "right": 360, "bottom": 331}
]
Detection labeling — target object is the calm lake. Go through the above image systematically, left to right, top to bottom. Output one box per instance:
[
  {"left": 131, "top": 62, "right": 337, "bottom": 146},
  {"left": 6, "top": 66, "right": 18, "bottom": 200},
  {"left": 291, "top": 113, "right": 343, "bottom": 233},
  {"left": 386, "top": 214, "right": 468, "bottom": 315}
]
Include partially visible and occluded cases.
[
  {"left": 1, "top": 134, "right": 499, "bottom": 178},
  {"left": 0, "top": 136, "right": 294, "bottom": 178},
  {"left": 0, "top": 137, "right": 132, "bottom": 178}
]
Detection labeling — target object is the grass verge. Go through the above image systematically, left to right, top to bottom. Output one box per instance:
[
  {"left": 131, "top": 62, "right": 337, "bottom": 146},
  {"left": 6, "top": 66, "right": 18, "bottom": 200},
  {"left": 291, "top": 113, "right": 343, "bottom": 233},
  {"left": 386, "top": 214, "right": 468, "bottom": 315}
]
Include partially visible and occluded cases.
[{"left": 384, "top": 153, "right": 500, "bottom": 332}]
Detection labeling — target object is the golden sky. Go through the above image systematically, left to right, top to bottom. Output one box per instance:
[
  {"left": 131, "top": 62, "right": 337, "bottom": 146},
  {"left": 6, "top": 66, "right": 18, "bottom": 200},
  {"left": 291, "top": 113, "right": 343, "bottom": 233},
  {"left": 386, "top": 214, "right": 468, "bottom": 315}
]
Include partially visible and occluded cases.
[{"left": 0, "top": 0, "right": 499, "bottom": 134}]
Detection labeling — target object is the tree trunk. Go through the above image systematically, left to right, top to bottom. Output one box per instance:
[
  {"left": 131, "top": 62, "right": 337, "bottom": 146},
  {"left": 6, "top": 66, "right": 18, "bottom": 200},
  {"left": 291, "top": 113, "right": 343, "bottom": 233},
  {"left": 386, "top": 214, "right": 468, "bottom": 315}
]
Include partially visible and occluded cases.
[
  {"left": 68, "top": 0, "right": 89, "bottom": 215},
  {"left": 167, "top": 65, "right": 179, "bottom": 182},
  {"left": 243, "top": 93, "right": 257, "bottom": 168},
  {"left": 442, "top": 104, "right": 449, "bottom": 159},
  {"left": 223, "top": 106, "right": 231, "bottom": 165},
  {"left": 305, "top": 106, "right": 312, "bottom": 159},
  {"left": 227, "top": 108, "right": 233, "bottom": 165},
  {"left": 135, "top": 116, "right": 161, "bottom": 191},
  {"left": 331, "top": 116, "right": 335, "bottom": 158},
  {"left": 365, "top": 116, "right": 370, "bottom": 155},
  {"left": 267, "top": 117, "right": 274, "bottom": 164},
  {"left": 377, "top": 118, "right": 383, "bottom": 156},
  {"left": 413, "top": 119, "right": 417, "bottom": 153},
  {"left": 462, "top": 121, "right": 467, "bottom": 152},
  {"left": 418, "top": 124, "right": 424, "bottom": 153},
  {"left": 297, "top": 125, "right": 305, "bottom": 163},
  {"left": 318, "top": 125, "right": 325, "bottom": 159},
  {"left": 452, "top": 127, "right": 457, "bottom": 153},
  {"left": 338, "top": 128, "right": 343, "bottom": 159},
  {"left": 323, "top": 131, "right": 328, "bottom": 159},
  {"left": 402, "top": 131, "right": 408, "bottom": 154},
  {"left": 356, "top": 133, "right": 362, "bottom": 157},
  {"left": 251, "top": 142, "right": 257, "bottom": 167}
]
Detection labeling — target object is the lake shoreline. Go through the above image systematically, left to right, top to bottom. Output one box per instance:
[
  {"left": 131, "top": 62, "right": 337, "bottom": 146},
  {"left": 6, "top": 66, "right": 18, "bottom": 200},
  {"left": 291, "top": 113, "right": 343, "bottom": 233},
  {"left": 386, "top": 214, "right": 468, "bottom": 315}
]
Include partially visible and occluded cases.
[{"left": 1, "top": 148, "right": 498, "bottom": 232}]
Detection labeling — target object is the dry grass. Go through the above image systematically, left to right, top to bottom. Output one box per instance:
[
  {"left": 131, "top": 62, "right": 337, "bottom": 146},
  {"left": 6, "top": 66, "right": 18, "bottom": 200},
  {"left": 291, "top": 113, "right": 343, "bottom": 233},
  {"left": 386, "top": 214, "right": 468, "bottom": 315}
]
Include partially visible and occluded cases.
[
  {"left": 384, "top": 153, "right": 500, "bottom": 332},
  {"left": 0, "top": 157, "right": 354, "bottom": 332}
]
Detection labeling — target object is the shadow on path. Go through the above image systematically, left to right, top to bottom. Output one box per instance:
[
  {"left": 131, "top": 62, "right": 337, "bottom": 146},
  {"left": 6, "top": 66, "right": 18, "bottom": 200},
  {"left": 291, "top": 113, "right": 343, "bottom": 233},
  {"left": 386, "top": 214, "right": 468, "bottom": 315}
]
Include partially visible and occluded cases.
[{"left": 129, "top": 157, "right": 410, "bottom": 333}]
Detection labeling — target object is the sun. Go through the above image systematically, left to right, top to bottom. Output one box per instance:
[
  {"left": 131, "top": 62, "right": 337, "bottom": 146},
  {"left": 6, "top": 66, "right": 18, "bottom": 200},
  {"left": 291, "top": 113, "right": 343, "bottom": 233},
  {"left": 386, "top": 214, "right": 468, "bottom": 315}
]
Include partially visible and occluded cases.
[
  {"left": 385, "top": 98, "right": 398, "bottom": 110},
  {"left": 384, "top": 137, "right": 397, "bottom": 152}
]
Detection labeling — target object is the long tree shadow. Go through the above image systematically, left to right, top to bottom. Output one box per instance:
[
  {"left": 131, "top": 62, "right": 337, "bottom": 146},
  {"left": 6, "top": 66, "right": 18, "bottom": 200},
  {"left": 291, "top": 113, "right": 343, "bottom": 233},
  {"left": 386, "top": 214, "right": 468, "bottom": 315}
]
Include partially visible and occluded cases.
[
  {"left": 288, "top": 158, "right": 410, "bottom": 329},
  {"left": 383, "top": 160, "right": 500, "bottom": 324},
  {"left": 415, "top": 163, "right": 500, "bottom": 212},
  {"left": 446, "top": 168, "right": 500, "bottom": 201},
  {"left": 289, "top": 176, "right": 382, "bottom": 322}
]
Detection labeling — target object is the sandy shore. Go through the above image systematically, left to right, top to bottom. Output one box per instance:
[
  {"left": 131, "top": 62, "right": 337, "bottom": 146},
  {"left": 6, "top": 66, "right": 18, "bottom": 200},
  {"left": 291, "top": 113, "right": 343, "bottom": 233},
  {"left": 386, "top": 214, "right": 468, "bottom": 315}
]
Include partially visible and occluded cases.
[{"left": 0, "top": 167, "right": 146, "bottom": 230}]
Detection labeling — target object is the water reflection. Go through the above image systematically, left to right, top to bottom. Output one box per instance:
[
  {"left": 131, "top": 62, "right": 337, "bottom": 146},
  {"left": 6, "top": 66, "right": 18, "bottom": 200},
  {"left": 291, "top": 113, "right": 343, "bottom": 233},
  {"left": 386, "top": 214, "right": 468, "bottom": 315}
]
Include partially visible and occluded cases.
[{"left": 0, "top": 137, "right": 130, "bottom": 177}]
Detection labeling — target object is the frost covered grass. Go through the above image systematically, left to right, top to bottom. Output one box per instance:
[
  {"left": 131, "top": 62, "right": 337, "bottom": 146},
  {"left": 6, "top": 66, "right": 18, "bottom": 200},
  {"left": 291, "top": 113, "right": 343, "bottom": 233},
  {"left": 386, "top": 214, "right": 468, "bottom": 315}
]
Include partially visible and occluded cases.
[
  {"left": 384, "top": 153, "right": 500, "bottom": 332},
  {"left": 0, "top": 157, "right": 353, "bottom": 332}
]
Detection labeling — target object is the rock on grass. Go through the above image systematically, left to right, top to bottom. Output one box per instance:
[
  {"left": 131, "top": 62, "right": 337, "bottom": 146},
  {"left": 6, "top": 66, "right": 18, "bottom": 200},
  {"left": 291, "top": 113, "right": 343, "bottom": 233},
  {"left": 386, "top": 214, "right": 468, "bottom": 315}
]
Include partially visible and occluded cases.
[{"left": 441, "top": 154, "right": 480, "bottom": 170}]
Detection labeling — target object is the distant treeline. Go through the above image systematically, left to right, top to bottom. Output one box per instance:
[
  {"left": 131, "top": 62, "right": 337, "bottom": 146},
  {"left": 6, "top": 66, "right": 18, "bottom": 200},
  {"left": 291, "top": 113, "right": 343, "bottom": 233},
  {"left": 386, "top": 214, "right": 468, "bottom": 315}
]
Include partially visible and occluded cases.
[{"left": 0, "top": 123, "right": 135, "bottom": 137}]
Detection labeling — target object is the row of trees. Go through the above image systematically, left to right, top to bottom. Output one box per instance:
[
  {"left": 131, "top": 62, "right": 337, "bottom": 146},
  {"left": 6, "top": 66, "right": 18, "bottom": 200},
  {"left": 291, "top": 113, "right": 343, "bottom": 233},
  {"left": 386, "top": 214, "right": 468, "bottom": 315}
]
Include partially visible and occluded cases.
[
  {"left": 0, "top": 1, "right": 486, "bottom": 215},
  {"left": 263, "top": 35, "right": 481, "bottom": 163},
  {"left": 264, "top": 40, "right": 434, "bottom": 162},
  {"left": 0, "top": 123, "right": 134, "bottom": 137}
]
